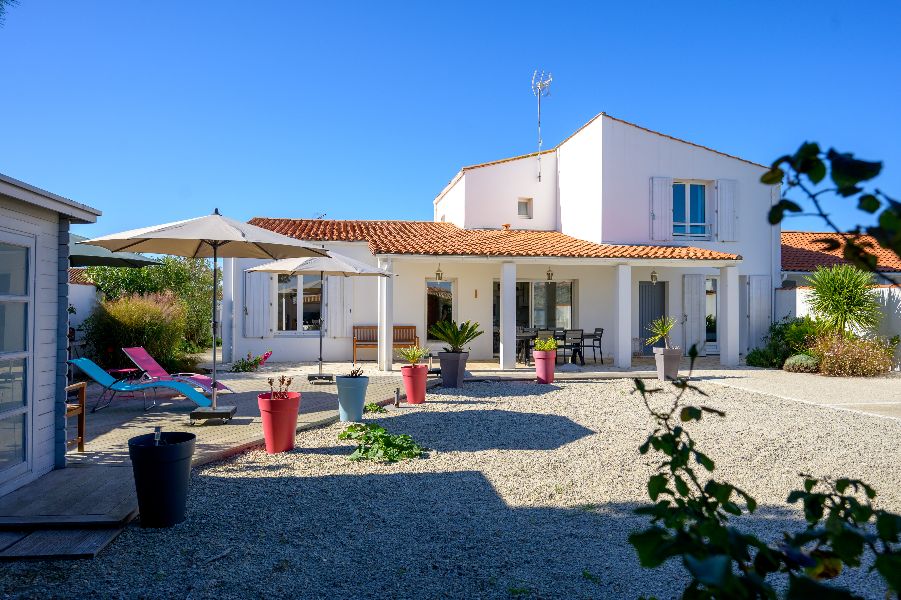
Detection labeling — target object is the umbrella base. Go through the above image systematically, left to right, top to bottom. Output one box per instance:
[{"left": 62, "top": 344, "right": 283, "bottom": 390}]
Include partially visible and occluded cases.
[
  {"left": 308, "top": 373, "right": 335, "bottom": 383},
  {"left": 189, "top": 405, "right": 237, "bottom": 426}
]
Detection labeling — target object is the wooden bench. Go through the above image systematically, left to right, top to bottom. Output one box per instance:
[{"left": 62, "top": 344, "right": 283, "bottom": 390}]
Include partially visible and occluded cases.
[
  {"left": 353, "top": 325, "right": 419, "bottom": 363},
  {"left": 65, "top": 382, "right": 87, "bottom": 453}
]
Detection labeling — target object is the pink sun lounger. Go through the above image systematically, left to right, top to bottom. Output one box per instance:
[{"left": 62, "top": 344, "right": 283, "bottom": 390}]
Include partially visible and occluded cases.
[{"left": 122, "top": 346, "right": 235, "bottom": 394}]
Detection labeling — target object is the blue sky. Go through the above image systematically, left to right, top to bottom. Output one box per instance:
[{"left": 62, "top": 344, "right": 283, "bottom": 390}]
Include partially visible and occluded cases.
[{"left": 1, "top": 1, "right": 899, "bottom": 237}]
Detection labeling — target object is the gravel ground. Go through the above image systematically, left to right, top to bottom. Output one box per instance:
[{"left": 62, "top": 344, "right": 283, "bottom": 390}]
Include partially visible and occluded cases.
[{"left": 3, "top": 380, "right": 900, "bottom": 599}]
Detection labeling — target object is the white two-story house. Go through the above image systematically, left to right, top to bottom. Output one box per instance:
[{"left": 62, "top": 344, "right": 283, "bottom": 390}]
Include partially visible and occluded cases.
[{"left": 222, "top": 112, "right": 780, "bottom": 370}]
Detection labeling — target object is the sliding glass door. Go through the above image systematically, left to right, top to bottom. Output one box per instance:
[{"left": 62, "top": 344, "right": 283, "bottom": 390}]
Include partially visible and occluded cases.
[{"left": 492, "top": 280, "right": 574, "bottom": 353}]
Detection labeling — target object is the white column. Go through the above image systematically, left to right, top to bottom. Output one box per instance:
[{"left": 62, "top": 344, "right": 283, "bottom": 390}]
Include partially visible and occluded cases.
[
  {"left": 221, "top": 258, "right": 234, "bottom": 363},
  {"left": 377, "top": 258, "right": 394, "bottom": 371},
  {"left": 499, "top": 261, "right": 517, "bottom": 369},
  {"left": 614, "top": 264, "right": 632, "bottom": 368},
  {"left": 720, "top": 265, "right": 739, "bottom": 366}
]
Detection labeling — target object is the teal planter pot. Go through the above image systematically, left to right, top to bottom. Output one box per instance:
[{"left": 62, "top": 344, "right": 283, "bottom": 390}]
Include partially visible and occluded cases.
[{"left": 336, "top": 376, "right": 369, "bottom": 422}]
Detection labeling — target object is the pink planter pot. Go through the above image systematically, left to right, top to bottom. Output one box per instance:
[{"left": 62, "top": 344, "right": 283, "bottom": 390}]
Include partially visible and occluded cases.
[
  {"left": 533, "top": 350, "right": 556, "bottom": 384},
  {"left": 401, "top": 364, "right": 428, "bottom": 404},
  {"left": 258, "top": 392, "right": 301, "bottom": 454}
]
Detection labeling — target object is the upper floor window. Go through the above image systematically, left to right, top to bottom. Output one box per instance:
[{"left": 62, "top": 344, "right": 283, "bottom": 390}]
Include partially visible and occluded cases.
[
  {"left": 673, "top": 182, "right": 708, "bottom": 238},
  {"left": 517, "top": 198, "right": 533, "bottom": 219}
]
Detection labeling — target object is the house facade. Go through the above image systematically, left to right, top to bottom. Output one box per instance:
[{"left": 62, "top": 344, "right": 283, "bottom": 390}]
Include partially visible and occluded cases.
[
  {"left": 222, "top": 113, "right": 781, "bottom": 370},
  {"left": 0, "top": 173, "right": 100, "bottom": 496}
]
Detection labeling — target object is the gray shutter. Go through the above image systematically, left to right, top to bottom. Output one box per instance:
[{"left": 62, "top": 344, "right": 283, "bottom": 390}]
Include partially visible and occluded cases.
[
  {"left": 650, "top": 177, "right": 673, "bottom": 241},
  {"left": 716, "top": 180, "right": 738, "bottom": 241},
  {"left": 243, "top": 272, "right": 272, "bottom": 338},
  {"left": 683, "top": 274, "right": 706, "bottom": 356},
  {"left": 748, "top": 275, "right": 772, "bottom": 351}
]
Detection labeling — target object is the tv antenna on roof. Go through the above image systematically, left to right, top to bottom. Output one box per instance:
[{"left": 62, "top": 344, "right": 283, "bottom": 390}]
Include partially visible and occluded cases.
[
  {"left": 532, "top": 69, "right": 552, "bottom": 182},
  {"left": 314, "top": 212, "right": 327, "bottom": 219}
]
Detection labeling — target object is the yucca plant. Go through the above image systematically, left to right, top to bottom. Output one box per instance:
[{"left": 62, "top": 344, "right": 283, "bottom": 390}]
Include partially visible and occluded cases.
[
  {"left": 806, "top": 265, "right": 881, "bottom": 334},
  {"left": 645, "top": 316, "right": 678, "bottom": 349},
  {"left": 427, "top": 320, "right": 484, "bottom": 353}
]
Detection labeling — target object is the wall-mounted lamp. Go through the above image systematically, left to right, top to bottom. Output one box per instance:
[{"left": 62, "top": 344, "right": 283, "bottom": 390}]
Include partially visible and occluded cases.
[
  {"left": 435, "top": 264, "right": 444, "bottom": 281},
  {"left": 546, "top": 267, "right": 554, "bottom": 281},
  {"left": 650, "top": 270, "right": 659, "bottom": 285}
]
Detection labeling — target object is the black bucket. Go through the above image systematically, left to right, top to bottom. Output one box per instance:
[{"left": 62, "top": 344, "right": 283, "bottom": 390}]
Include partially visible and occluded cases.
[{"left": 128, "top": 431, "right": 196, "bottom": 528}]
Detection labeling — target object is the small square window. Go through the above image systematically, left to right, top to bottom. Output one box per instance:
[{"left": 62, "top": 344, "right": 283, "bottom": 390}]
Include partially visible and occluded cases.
[{"left": 517, "top": 198, "right": 533, "bottom": 219}]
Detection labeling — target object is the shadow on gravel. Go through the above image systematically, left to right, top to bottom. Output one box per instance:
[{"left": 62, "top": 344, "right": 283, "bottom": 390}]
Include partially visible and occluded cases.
[
  {"left": 426, "top": 382, "right": 563, "bottom": 402},
  {"left": 371, "top": 408, "right": 594, "bottom": 452}
]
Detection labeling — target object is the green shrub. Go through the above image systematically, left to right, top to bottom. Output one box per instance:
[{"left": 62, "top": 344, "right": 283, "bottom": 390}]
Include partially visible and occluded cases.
[
  {"left": 83, "top": 292, "right": 187, "bottom": 371},
  {"left": 746, "top": 317, "right": 823, "bottom": 368},
  {"left": 811, "top": 334, "right": 894, "bottom": 377},
  {"left": 534, "top": 337, "right": 558, "bottom": 351},
  {"left": 230, "top": 351, "right": 268, "bottom": 372},
  {"left": 783, "top": 353, "right": 819, "bottom": 373},
  {"left": 338, "top": 423, "right": 426, "bottom": 462}
]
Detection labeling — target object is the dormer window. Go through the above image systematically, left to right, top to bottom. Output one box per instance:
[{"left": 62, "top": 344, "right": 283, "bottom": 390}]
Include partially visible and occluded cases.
[
  {"left": 673, "top": 182, "right": 708, "bottom": 238},
  {"left": 517, "top": 197, "right": 533, "bottom": 219}
]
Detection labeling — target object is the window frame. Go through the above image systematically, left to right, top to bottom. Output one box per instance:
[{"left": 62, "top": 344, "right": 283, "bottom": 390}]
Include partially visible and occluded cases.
[
  {"left": 672, "top": 180, "right": 711, "bottom": 239},
  {"left": 517, "top": 197, "right": 533, "bottom": 219},
  {"left": 0, "top": 229, "right": 34, "bottom": 484},
  {"left": 274, "top": 273, "right": 327, "bottom": 337},
  {"left": 425, "top": 278, "right": 456, "bottom": 342}
]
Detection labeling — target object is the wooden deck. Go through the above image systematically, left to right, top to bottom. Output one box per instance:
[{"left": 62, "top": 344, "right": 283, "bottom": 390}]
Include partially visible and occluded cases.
[{"left": 0, "top": 365, "right": 417, "bottom": 560}]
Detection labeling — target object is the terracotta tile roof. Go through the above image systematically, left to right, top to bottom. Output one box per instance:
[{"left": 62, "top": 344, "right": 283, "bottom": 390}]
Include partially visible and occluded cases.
[
  {"left": 249, "top": 218, "right": 740, "bottom": 261},
  {"left": 781, "top": 231, "right": 901, "bottom": 273},
  {"left": 68, "top": 267, "right": 94, "bottom": 285}
]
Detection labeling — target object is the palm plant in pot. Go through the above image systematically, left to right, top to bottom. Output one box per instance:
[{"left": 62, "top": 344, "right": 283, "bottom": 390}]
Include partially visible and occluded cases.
[
  {"left": 646, "top": 316, "right": 681, "bottom": 381},
  {"left": 427, "top": 320, "right": 483, "bottom": 387},
  {"left": 397, "top": 345, "right": 429, "bottom": 404},
  {"left": 335, "top": 367, "right": 368, "bottom": 422}
]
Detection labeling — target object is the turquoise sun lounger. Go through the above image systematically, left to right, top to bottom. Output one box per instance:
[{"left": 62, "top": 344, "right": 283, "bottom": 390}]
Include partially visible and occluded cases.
[{"left": 69, "top": 358, "right": 213, "bottom": 413}]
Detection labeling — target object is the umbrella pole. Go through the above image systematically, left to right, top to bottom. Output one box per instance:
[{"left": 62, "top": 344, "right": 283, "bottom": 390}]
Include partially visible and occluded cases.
[{"left": 211, "top": 245, "right": 219, "bottom": 408}]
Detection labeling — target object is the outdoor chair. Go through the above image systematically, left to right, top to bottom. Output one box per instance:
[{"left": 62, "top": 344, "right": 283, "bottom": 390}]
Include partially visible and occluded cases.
[
  {"left": 590, "top": 328, "right": 604, "bottom": 364},
  {"left": 562, "top": 329, "right": 585, "bottom": 366},
  {"left": 122, "top": 346, "right": 235, "bottom": 394},
  {"left": 68, "top": 358, "right": 212, "bottom": 413},
  {"left": 65, "top": 381, "right": 87, "bottom": 452}
]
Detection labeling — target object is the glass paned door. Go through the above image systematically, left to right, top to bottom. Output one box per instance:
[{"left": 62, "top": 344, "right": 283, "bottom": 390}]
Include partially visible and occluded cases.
[
  {"left": 0, "top": 237, "right": 31, "bottom": 484},
  {"left": 705, "top": 277, "right": 719, "bottom": 354},
  {"left": 532, "top": 282, "right": 572, "bottom": 329}
]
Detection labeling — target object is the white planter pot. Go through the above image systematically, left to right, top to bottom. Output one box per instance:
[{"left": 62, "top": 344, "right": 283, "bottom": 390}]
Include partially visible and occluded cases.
[{"left": 653, "top": 347, "right": 682, "bottom": 381}]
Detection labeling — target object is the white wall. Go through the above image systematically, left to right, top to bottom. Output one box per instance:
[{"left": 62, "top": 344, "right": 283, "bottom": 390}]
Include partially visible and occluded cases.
[
  {"left": 557, "top": 117, "right": 603, "bottom": 243},
  {"left": 459, "top": 155, "right": 558, "bottom": 231},
  {"left": 433, "top": 176, "right": 466, "bottom": 227},
  {"left": 0, "top": 197, "right": 60, "bottom": 496},
  {"left": 67, "top": 283, "right": 97, "bottom": 334}
]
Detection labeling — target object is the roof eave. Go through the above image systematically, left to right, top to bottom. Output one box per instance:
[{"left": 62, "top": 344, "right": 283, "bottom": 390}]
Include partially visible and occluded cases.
[{"left": 0, "top": 173, "right": 101, "bottom": 223}]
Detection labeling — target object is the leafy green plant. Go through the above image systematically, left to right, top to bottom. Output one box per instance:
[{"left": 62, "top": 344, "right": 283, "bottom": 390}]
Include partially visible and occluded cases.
[
  {"left": 763, "top": 142, "right": 900, "bottom": 279},
  {"left": 87, "top": 256, "right": 216, "bottom": 350},
  {"left": 806, "top": 265, "right": 882, "bottom": 334},
  {"left": 82, "top": 292, "right": 188, "bottom": 371},
  {"left": 645, "top": 316, "right": 678, "bottom": 349},
  {"left": 746, "top": 317, "right": 823, "bottom": 368},
  {"left": 427, "top": 320, "right": 484, "bottom": 352},
  {"left": 811, "top": 334, "right": 894, "bottom": 377},
  {"left": 533, "top": 337, "right": 558, "bottom": 351},
  {"left": 396, "top": 345, "right": 429, "bottom": 365},
  {"left": 630, "top": 346, "right": 901, "bottom": 598},
  {"left": 230, "top": 351, "right": 268, "bottom": 373},
  {"left": 783, "top": 353, "right": 819, "bottom": 373},
  {"left": 364, "top": 402, "right": 387, "bottom": 414},
  {"left": 338, "top": 423, "right": 426, "bottom": 462}
]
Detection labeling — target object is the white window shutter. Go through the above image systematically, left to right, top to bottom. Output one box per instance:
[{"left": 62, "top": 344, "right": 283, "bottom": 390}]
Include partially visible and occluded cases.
[
  {"left": 650, "top": 177, "right": 673, "bottom": 241},
  {"left": 716, "top": 180, "right": 738, "bottom": 242},
  {"left": 243, "top": 272, "right": 272, "bottom": 338},
  {"left": 682, "top": 274, "right": 706, "bottom": 356},
  {"left": 748, "top": 275, "right": 772, "bottom": 351},
  {"left": 343, "top": 277, "right": 355, "bottom": 338}
]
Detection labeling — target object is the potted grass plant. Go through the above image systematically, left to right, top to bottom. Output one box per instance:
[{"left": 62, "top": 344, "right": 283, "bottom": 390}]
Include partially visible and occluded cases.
[
  {"left": 646, "top": 316, "right": 681, "bottom": 381},
  {"left": 428, "top": 320, "right": 484, "bottom": 388},
  {"left": 533, "top": 337, "right": 558, "bottom": 384},
  {"left": 397, "top": 345, "right": 429, "bottom": 404},
  {"left": 335, "top": 366, "right": 369, "bottom": 422},
  {"left": 257, "top": 375, "right": 300, "bottom": 454}
]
